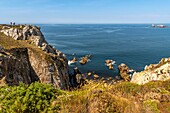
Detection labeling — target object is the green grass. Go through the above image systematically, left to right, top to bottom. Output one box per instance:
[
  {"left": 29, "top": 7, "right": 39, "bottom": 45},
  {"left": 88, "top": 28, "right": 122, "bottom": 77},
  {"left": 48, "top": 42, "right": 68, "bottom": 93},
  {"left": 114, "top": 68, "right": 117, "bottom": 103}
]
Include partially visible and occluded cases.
[
  {"left": 0, "top": 78, "right": 170, "bottom": 113},
  {"left": 143, "top": 99, "right": 160, "bottom": 113}
]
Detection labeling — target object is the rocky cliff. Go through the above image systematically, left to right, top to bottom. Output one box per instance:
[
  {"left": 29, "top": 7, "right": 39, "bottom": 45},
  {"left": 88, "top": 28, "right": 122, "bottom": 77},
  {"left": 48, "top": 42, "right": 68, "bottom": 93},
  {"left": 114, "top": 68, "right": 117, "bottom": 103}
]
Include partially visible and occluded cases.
[
  {"left": 0, "top": 24, "right": 69, "bottom": 89},
  {"left": 131, "top": 58, "right": 170, "bottom": 84}
]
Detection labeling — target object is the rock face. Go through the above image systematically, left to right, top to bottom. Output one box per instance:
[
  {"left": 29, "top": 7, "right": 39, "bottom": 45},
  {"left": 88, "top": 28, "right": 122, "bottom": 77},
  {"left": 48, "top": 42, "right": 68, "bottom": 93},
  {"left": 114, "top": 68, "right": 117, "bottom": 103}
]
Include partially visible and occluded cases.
[
  {"left": 0, "top": 25, "right": 69, "bottom": 89},
  {"left": 0, "top": 47, "right": 39, "bottom": 86},
  {"left": 131, "top": 58, "right": 170, "bottom": 85},
  {"left": 118, "top": 63, "right": 131, "bottom": 81}
]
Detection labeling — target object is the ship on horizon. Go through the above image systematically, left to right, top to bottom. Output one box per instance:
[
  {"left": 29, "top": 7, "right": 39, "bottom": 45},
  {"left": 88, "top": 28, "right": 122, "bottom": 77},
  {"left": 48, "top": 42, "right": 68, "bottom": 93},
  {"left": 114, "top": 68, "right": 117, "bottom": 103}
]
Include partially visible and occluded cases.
[{"left": 151, "top": 24, "right": 168, "bottom": 28}]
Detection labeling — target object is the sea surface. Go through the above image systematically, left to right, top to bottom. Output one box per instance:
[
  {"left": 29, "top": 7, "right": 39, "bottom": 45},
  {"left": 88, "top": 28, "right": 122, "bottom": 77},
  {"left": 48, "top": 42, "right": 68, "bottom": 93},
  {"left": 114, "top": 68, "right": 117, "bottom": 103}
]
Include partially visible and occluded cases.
[{"left": 39, "top": 24, "right": 170, "bottom": 78}]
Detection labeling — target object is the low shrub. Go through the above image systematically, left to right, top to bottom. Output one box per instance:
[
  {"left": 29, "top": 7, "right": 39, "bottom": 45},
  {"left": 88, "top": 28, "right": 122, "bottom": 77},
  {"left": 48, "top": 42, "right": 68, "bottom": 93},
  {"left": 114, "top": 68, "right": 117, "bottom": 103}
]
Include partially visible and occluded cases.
[{"left": 0, "top": 82, "right": 62, "bottom": 113}]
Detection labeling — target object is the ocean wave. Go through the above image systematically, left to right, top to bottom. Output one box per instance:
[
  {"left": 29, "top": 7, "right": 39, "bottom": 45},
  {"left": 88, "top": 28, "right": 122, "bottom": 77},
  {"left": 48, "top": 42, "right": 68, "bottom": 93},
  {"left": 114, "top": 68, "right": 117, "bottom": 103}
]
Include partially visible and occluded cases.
[
  {"left": 104, "top": 29, "right": 122, "bottom": 33},
  {"left": 68, "top": 61, "right": 76, "bottom": 65}
]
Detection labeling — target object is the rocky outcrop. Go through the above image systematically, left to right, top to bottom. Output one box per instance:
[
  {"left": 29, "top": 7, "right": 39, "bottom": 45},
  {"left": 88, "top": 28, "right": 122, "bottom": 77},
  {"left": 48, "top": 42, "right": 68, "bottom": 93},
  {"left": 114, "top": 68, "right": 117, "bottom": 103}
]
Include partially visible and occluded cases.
[
  {"left": 0, "top": 25, "right": 69, "bottom": 89},
  {"left": 0, "top": 25, "right": 65, "bottom": 57},
  {"left": 0, "top": 47, "right": 38, "bottom": 86},
  {"left": 131, "top": 58, "right": 170, "bottom": 85},
  {"left": 118, "top": 63, "right": 131, "bottom": 81}
]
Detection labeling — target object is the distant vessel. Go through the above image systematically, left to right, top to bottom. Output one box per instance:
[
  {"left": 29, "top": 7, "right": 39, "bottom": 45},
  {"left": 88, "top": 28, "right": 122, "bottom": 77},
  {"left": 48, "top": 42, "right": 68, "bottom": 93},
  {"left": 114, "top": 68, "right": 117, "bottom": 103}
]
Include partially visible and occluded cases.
[{"left": 151, "top": 24, "right": 167, "bottom": 28}]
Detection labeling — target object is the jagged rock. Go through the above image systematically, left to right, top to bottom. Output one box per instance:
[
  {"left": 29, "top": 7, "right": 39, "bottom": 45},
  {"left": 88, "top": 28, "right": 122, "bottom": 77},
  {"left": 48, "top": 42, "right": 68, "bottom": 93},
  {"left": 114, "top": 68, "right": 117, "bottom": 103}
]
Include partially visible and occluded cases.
[
  {"left": 2, "top": 26, "right": 10, "bottom": 29},
  {"left": 0, "top": 28, "right": 23, "bottom": 40},
  {"left": 0, "top": 48, "right": 38, "bottom": 86},
  {"left": 79, "top": 55, "right": 91, "bottom": 65},
  {"left": 80, "top": 56, "right": 89, "bottom": 65},
  {"left": 131, "top": 58, "right": 170, "bottom": 85},
  {"left": 105, "top": 59, "right": 115, "bottom": 70},
  {"left": 118, "top": 63, "right": 131, "bottom": 81},
  {"left": 109, "top": 65, "right": 113, "bottom": 70},
  {"left": 71, "top": 67, "right": 85, "bottom": 86}
]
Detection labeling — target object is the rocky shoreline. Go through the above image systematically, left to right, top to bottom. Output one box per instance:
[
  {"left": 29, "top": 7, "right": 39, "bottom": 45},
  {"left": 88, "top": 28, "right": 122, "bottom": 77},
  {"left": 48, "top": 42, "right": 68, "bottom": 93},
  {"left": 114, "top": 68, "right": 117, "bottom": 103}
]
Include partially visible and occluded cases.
[{"left": 0, "top": 24, "right": 170, "bottom": 89}]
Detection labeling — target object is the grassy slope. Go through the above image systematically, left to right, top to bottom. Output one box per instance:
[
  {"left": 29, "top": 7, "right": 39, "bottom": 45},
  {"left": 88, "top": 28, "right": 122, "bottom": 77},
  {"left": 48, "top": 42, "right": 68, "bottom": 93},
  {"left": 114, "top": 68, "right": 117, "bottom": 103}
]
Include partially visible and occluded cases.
[
  {"left": 0, "top": 32, "right": 53, "bottom": 63},
  {"left": 58, "top": 80, "right": 170, "bottom": 113}
]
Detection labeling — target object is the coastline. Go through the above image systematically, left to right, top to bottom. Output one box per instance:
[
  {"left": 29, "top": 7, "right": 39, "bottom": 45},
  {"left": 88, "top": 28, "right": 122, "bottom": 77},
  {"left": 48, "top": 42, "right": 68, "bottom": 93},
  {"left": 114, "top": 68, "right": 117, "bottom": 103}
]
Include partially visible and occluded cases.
[{"left": 0, "top": 24, "right": 170, "bottom": 112}]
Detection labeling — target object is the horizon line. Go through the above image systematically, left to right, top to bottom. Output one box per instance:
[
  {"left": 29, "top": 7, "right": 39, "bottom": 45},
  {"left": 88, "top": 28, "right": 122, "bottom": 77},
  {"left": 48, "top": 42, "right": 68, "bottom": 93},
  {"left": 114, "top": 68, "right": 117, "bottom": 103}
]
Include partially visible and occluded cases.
[{"left": 1, "top": 22, "right": 170, "bottom": 25}]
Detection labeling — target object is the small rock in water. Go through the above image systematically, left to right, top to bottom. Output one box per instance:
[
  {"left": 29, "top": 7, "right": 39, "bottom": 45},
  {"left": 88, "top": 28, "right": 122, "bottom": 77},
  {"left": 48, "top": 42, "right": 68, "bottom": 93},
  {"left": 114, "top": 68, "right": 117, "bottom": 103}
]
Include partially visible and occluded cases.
[
  {"left": 79, "top": 55, "right": 91, "bottom": 65},
  {"left": 68, "top": 57, "right": 77, "bottom": 65},
  {"left": 72, "top": 57, "right": 77, "bottom": 62},
  {"left": 105, "top": 59, "right": 116, "bottom": 70},
  {"left": 109, "top": 65, "right": 114, "bottom": 70},
  {"left": 88, "top": 72, "right": 92, "bottom": 76},
  {"left": 94, "top": 74, "right": 99, "bottom": 79},
  {"left": 115, "top": 76, "right": 121, "bottom": 80},
  {"left": 107, "top": 77, "right": 113, "bottom": 81}
]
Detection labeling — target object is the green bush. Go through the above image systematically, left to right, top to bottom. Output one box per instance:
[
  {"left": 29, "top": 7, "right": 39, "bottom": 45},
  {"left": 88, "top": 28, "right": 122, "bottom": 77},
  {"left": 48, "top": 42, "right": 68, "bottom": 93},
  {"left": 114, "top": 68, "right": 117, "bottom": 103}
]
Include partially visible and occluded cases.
[{"left": 0, "top": 82, "right": 62, "bottom": 113}]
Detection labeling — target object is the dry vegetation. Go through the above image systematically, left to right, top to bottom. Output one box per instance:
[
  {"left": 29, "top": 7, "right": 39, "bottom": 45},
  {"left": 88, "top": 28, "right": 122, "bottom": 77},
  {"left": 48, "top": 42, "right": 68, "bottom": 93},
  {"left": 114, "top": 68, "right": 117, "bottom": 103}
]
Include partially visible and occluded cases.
[
  {"left": 0, "top": 32, "right": 53, "bottom": 63},
  {"left": 1, "top": 79, "right": 170, "bottom": 113},
  {"left": 58, "top": 80, "right": 170, "bottom": 113}
]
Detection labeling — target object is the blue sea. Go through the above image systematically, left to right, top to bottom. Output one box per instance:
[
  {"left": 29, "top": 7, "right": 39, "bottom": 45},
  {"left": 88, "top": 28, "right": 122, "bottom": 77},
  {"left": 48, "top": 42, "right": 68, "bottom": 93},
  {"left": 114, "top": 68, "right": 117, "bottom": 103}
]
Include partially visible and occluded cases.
[{"left": 39, "top": 24, "right": 170, "bottom": 78}]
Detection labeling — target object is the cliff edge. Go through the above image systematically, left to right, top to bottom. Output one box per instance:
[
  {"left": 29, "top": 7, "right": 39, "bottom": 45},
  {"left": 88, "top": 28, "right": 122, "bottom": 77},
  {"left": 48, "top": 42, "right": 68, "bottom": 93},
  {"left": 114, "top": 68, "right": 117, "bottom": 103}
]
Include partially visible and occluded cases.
[
  {"left": 0, "top": 24, "right": 69, "bottom": 89},
  {"left": 131, "top": 58, "right": 170, "bottom": 84}
]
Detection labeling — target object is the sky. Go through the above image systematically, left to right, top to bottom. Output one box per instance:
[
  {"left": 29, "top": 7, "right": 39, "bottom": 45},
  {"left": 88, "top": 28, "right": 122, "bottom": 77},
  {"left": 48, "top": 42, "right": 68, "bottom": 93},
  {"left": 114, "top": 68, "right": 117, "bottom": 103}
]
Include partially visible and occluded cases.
[{"left": 0, "top": 0, "right": 170, "bottom": 24}]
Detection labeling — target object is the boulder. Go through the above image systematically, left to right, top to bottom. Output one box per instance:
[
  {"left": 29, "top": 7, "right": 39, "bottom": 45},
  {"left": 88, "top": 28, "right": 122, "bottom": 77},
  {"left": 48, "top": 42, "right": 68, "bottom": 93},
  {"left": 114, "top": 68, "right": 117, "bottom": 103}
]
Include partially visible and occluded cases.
[
  {"left": 79, "top": 55, "right": 91, "bottom": 65},
  {"left": 80, "top": 56, "right": 89, "bottom": 65},
  {"left": 105, "top": 59, "right": 115, "bottom": 70},
  {"left": 118, "top": 63, "right": 131, "bottom": 81},
  {"left": 88, "top": 72, "right": 92, "bottom": 76},
  {"left": 94, "top": 74, "right": 99, "bottom": 79}
]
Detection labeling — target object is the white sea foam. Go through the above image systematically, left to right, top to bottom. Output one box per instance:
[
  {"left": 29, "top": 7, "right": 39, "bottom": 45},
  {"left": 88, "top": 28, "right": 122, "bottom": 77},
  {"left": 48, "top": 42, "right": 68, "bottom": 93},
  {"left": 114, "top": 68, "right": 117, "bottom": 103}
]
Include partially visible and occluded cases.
[
  {"left": 104, "top": 29, "right": 122, "bottom": 33},
  {"left": 105, "top": 60, "right": 116, "bottom": 66},
  {"left": 68, "top": 61, "right": 76, "bottom": 65}
]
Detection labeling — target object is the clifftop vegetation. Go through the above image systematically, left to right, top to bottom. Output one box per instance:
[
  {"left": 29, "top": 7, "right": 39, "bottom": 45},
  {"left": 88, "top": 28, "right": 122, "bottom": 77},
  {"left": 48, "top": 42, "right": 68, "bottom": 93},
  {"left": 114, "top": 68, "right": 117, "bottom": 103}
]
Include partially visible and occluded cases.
[{"left": 0, "top": 80, "right": 170, "bottom": 113}]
